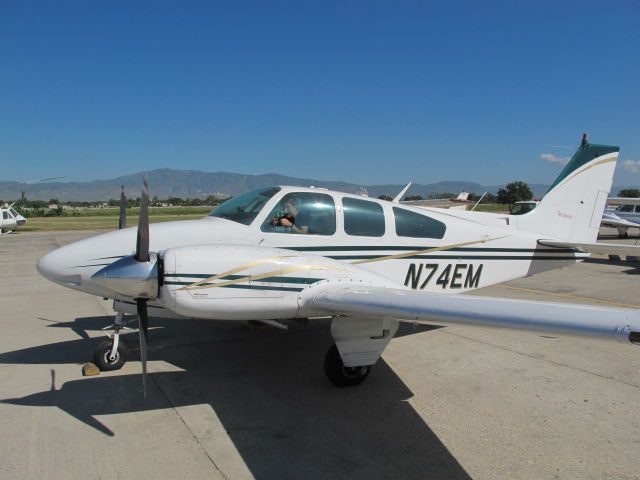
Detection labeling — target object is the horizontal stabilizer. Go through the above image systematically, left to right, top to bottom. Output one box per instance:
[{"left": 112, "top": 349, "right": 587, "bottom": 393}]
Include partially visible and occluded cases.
[
  {"left": 538, "top": 240, "right": 640, "bottom": 257},
  {"left": 307, "top": 285, "right": 640, "bottom": 344}
]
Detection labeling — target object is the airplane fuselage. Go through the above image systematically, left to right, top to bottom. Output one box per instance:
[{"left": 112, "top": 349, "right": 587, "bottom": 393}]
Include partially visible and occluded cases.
[{"left": 37, "top": 186, "right": 585, "bottom": 321}]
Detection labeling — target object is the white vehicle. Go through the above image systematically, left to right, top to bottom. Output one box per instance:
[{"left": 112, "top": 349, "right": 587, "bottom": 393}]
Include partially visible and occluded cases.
[
  {"left": 37, "top": 135, "right": 640, "bottom": 393},
  {"left": 0, "top": 204, "right": 26, "bottom": 234}
]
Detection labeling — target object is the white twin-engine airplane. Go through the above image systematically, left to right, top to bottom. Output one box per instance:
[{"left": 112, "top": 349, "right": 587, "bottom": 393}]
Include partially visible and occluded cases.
[{"left": 37, "top": 134, "right": 640, "bottom": 394}]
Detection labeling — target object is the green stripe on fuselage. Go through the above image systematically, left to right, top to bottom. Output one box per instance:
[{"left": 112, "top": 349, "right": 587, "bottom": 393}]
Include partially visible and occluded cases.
[
  {"left": 283, "top": 245, "right": 577, "bottom": 253},
  {"left": 163, "top": 281, "right": 303, "bottom": 292}
]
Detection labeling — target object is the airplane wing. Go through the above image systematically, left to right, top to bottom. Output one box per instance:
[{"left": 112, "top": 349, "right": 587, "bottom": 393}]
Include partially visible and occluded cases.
[
  {"left": 601, "top": 217, "right": 638, "bottom": 228},
  {"left": 538, "top": 239, "right": 640, "bottom": 257},
  {"left": 308, "top": 285, "right": 640, "bottom": 343}
]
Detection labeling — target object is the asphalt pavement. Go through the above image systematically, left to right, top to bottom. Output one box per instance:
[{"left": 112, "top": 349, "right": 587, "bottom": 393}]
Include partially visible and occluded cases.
[{"left": 1, "top": 229, "right": 638, "bottom": 480}]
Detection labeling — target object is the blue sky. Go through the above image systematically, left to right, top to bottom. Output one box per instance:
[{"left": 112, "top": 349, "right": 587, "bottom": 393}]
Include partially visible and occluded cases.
[{"left": 1, "top": 0, "right": 638, "bottom": 186}]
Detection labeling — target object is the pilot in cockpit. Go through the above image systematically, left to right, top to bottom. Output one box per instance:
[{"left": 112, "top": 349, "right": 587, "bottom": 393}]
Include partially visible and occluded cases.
[{"left": 268, "top": 196, "right": 309, "bottom": 234}]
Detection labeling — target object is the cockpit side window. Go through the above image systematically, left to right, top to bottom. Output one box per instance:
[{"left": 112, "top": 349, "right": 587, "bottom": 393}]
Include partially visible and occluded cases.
[
  {"left": 209, "top": 187, "right": 280, "bottom": 225},
  {"left": 261, "top": 192, "right": 336, "bottom": 235},
  {"left": 342, "top": 197, "right": 385, "bottom": 237},
  {"left": 619, "top": 205, "right": 634, "bottom": 212},
  {"left": 393, "top": 207, "right": 446, "bottom": 239}
]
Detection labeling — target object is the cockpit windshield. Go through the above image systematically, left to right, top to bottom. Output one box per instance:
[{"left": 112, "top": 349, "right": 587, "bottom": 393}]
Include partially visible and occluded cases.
[{"left": 208, "top": 187, "right": 280, "bottom": 225}]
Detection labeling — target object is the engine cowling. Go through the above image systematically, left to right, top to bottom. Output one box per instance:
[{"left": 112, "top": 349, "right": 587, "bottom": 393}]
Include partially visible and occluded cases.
[{"left": 159, "top": 244, "right": 388, "bottom": 321}]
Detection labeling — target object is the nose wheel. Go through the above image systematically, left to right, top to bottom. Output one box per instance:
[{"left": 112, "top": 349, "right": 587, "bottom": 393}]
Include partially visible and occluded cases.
[
  {"left": 93, "top": 312, "right": 130, "bottom": 371},
  {"left": 94, "top": 339, "right": 128, "bottom": 371},
  {"left": 324, "top": 344, "right": 371, "bottom": 387}
]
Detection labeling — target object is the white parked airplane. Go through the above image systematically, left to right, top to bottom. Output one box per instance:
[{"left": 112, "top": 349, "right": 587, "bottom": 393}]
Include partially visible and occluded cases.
[
  {"left": 37, "top": 134, "right": 640, "bottom": 394},
  {"left": 400, "top": 190, "right": 472, "bottom": 209},
  {"left": 601, "top": 197, "right": 640, "bottom": 237}
]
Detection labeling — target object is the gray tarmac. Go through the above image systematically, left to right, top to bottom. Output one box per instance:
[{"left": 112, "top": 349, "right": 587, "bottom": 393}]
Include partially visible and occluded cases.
[{"left": 1, "top": 228, "right": 639, "bottom": 480}]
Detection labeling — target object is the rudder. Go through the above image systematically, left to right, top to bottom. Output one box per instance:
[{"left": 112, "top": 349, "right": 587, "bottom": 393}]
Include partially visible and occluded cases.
[{"left": 516, "top": 134, "right": 620, "bottom": 242}]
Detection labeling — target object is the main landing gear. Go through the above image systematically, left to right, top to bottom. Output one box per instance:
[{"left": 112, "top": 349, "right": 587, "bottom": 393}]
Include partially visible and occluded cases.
[
  {"left": 93, "top": 312, "right": 130, "bottom": 371},
  {"left": 323, "top": 316, "right": 399, "bottom": 387},
  {"left": 324, "top": 344, "right": 371, "bottom": 387}
]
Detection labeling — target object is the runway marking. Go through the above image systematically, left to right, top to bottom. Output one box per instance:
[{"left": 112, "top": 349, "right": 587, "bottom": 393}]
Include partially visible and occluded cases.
[{"left": 496, "top": 285, "right": 640, "bottom": 309}]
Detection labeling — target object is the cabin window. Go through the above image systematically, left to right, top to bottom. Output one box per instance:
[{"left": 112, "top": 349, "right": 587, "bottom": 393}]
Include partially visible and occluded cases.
[
  {"left": 209, "top": 187, "right": 280, "bottom": 225},
  {"left": 261, "top": 192, "right": 336, "bottom": 235},
  {"left": 342, "top": 197, "right": 385, "bottom": 237},
  {"left": 619, "top": 205, "right": 634, "bottom": 212},
  {"left": 635, "top": 206, "right": 640, "bottom": 213},
  {"left": 393, "top": 207, "right": 446, "bottom": 239},
  {"left": 2, "top": 211, "right": 8, "bottom": 220}
]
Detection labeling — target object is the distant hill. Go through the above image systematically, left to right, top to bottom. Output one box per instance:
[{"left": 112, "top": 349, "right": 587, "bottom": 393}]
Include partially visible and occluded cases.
[
  {"left": 0, "top": 168, "right": 627, "bottom": 202},
  {"left": 0, "top": 169, "right": 487, "bottom": 202}
]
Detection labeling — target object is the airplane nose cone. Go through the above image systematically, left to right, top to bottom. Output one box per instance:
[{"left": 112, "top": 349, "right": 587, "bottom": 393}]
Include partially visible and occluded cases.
[{"left": 37, "top": 248, "right": 81, "bottom": 286}]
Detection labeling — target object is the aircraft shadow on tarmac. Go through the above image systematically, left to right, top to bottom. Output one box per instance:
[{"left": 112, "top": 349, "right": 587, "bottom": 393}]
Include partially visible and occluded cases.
[
  {"left": 585, "top": 258, "right": 640, "bottom": 275},
  {"left": 1, "top": 316, "right": 471, "bottom": 480}
]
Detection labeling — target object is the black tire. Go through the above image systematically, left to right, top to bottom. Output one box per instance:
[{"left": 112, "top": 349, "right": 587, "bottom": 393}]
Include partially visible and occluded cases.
[
  {"left": 93, "top": 339, "right": 128, "bottom": 371},
  {"left": 324, "top": 344, "right": 371, "bottom": 387}
]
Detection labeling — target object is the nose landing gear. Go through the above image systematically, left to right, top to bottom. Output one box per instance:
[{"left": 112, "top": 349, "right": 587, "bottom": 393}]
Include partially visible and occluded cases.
[
  {"left": 93, "top": 312, "right": 130, "bottom": 371},
  {"left": 94, "top": 339, "right": 128, "bottom": 371}
]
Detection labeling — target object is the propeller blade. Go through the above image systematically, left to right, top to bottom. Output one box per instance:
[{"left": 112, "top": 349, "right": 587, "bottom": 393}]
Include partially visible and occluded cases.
[
  {"left": 135, "top": 176, "right": 150, "bottom": 262},
  {"left": 118, "top": 185, "right": 127, "bottom": 230},
  {"left": 136, "top": 298, "right": 149, "bottom": 398}
]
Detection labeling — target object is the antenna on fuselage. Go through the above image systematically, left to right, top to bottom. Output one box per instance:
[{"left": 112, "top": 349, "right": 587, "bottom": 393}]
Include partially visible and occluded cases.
[
  {"left": 392, "top": 182, "right": 412, "bottom": 203},
  {"left": 471, "top": 192, "right": 488, "bottom": 211}
]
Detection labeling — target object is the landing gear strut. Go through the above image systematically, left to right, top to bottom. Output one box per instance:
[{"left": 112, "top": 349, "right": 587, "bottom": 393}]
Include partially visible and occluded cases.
[
  {"left": 94, "top": 312, "right": 129, "bottom": 371},
  {"left": 324, "top": 344, "right": 371, "bottom": 387}
]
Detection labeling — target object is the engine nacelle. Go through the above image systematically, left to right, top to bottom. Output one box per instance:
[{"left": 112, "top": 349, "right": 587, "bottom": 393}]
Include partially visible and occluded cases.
[{"left": 158, "top": 244, "right": 392, "bottom": 321}]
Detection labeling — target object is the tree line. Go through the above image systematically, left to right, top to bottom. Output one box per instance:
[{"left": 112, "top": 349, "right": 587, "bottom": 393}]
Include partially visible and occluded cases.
[
  {"left": 385, "top": 183, "right": 640, "bottom": 205},
  {"left": 2, "top": 194, "right": 227, "bottom": 209}
]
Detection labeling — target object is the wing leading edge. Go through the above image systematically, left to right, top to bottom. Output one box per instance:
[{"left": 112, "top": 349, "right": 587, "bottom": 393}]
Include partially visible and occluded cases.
[{"left": 308, "top": 286, "right": 640, "bottom": 344}]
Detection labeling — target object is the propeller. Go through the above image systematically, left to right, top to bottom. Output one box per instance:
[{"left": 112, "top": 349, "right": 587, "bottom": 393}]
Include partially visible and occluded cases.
[
  {"left": 92, "top": 175, "right": 157, "bottom": 397},
  {"left": 135, "top": 176, "right": 151, "bottom": 398},
  {"left": 136, "top": 178, "right": 150, "bottom": 262},
  {"left": 118, "top": 185, "right": 127, "bottom": 230},
  {"left": 137, "top": 298, "right": 149, "bottom": 397}
]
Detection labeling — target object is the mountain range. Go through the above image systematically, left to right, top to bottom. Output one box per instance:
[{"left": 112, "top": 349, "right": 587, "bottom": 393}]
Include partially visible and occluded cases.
[{"left": 0, "top": 168, "right": 561, "bottom": 202}]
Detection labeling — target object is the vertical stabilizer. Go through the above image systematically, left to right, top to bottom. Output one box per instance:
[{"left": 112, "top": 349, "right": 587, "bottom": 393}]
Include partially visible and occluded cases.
[{"left": 516, "top": 134, "right": 619, "bottom": 242}]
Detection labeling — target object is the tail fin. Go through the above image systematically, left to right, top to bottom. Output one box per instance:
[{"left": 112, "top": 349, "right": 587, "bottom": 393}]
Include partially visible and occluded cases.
[{"left": 516, "top": 134, "right": 620, "bottom": 242}]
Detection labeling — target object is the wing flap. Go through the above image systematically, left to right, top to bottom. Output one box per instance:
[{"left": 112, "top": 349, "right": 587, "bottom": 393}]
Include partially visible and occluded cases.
[{"left": 310, "top": 286, "right": 640, "bottom": 344}]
